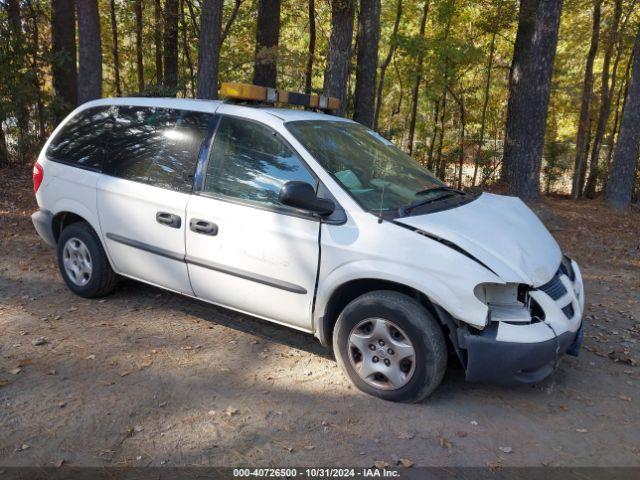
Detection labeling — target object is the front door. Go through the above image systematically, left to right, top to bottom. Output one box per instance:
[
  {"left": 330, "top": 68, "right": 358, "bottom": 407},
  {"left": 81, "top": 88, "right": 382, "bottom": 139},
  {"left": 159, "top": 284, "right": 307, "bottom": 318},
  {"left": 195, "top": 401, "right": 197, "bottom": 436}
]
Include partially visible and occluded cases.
[{"left": 185, "top": 111, "right": 320, "bottom": 330}]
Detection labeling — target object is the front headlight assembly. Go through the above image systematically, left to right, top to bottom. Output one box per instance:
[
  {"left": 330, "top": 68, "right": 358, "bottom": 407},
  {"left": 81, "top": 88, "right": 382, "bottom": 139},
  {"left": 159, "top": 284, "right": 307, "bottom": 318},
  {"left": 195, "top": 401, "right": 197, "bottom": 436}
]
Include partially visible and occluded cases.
[{"left": 474, "top": 283, "right": 544, "bottom": 324}]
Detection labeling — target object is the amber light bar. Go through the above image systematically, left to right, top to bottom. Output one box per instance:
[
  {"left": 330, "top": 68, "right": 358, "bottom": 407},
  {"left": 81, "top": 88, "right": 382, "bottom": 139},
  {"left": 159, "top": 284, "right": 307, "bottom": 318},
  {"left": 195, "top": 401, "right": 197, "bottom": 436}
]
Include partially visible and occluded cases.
[{"left": 219, "top": 82, "right": 340, "bottom": 112}]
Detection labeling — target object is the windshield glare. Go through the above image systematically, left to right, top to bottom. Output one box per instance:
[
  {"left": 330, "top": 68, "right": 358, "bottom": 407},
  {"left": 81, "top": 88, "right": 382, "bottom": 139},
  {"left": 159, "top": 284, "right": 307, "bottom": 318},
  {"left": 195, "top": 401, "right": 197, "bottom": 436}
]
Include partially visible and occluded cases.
[{"left": 286, "top": 120, "right": 445, "bottom": 215}]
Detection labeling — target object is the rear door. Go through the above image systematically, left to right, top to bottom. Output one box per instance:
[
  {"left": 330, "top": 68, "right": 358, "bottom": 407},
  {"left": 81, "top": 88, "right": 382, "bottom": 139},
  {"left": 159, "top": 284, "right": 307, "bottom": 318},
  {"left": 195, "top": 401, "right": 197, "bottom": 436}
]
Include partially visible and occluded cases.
[
  {"left": 97, "top": 106, "right": 213, "bottom": 294},
  {"left": 185, "top": 110, "right": 321, "bottom": 330}
]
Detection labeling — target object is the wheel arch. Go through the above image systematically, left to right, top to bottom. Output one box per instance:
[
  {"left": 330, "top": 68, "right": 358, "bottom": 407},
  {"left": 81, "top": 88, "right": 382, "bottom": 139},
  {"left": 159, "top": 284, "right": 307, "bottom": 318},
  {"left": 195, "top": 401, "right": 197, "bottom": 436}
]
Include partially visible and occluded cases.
[
  {"left": 50, "top": 199, "right": 102, "bottom": 244},
  {"left": 315, "top": 278, "right": 458, "bottom": 349}
]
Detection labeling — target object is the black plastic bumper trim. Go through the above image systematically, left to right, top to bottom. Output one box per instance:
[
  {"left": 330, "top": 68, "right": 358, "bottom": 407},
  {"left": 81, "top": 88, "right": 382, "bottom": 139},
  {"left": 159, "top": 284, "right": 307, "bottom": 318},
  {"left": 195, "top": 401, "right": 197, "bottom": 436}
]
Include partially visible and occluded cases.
[
  {"left": 31, "top": 209, "right": 56, "bottom": 247},
  {"left": 463, "top": 324, "right": 582, "bottom": 385}
]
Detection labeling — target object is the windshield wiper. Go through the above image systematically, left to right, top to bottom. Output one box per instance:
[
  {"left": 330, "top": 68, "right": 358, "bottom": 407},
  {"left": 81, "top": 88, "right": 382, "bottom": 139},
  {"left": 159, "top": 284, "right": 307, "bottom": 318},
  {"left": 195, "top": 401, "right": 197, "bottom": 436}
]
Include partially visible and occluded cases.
[
  {"left": 415, "top": 185, "right": 466, "bottom": 196},
  {"left": 397, "top": 186, "right": 465, "bottom": 217}
]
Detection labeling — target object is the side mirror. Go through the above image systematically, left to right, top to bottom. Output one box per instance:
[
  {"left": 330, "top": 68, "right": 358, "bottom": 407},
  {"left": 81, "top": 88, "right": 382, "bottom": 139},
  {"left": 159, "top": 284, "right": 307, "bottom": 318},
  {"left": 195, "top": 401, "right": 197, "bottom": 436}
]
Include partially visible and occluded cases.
[{"left": 279, "top": 181, "right": 335, "bottom": 216}]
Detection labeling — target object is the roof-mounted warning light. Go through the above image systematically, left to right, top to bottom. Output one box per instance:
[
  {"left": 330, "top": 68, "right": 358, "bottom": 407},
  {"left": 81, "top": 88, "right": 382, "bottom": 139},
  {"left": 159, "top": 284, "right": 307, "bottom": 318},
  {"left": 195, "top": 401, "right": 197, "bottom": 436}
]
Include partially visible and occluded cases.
[{"left": 219, "top": 82, "right": 339, "bottom": 112}]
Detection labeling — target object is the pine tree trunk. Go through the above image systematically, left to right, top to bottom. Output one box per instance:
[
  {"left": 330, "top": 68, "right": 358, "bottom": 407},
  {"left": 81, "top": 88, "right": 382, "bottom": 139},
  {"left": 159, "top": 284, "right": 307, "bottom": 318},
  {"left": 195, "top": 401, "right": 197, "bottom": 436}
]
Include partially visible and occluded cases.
[
  {"left": 6, "top": 0, "right": 30, "bottom": 155},
  {"left": 51, "top": 0, "right": 78, "bottom": 115},
  {"left": 76, "top": 0, "right": 102, "bottom": 103},
  {"left": 109, "top": 0, "right": 122, "bottom": 96},
  {"left": 135, "top": 0, "right": 144, "bottom": 92},
  {"left": 154, "top": 0, "right": 163, "bottom": 84},
  {"left": 163, "top": 0, "right": 179, "bottom": 89},
  {"left": 180, "top": 0, "right": 195, "bottom": 95},
  {"left": 197, "top": 0, "right": 223, "bottom": 99},
  {"left": 253, "top": 0, "right": 281, "bottom": 88},
  {"left": 304, "top": 0, "right": 316, "bottom": 94},
  {"left": 323, "top": 0, "right": 356, "bottom": 117},
  {"left": 353, "top": 0, "right": 381, "bottom": 128},
  {"left": 374, "top": 0, "right": 402, "bottom": 131},
  {"left": 404, "top": 0, "right": 430, "bottom": 154},
  {"left": 502, "top": 0, "right": 562, "bottom": 201},
  {"left": 571, "top": 0, "right": 601, "bottom": 198},
  {"left": 584, "top": 0, "right": 622, "bottom": 198},
  {"left": 27, "top": 5, "right": 46, "bottom": 141},
  {"left": 606, "top": 27, "right": 640, "bottom": 210},
  {"left": 472, "top": 32, "right": 496, "bottom": 187},
  {"left": 604, "top": 54, "right": 632, "bottom": 175},
  {"left": 448, "top": 87, "right": 466, "bottom": 189},
  {"left": 435, "top": 89, "right": 447, "bottom": 179},
  {"left": 426, "top": 96, "right": 440, "bottom": 170},
  {"left": 0, "top": 123, "right": 9, "bottom": 167}
]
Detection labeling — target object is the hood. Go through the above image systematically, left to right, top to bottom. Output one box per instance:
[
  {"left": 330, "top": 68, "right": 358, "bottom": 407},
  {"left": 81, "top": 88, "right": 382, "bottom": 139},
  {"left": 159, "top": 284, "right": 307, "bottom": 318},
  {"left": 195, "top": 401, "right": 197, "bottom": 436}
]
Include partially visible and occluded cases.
[{"left": 396, "top": 193, "right": 561, "bottom": 286}]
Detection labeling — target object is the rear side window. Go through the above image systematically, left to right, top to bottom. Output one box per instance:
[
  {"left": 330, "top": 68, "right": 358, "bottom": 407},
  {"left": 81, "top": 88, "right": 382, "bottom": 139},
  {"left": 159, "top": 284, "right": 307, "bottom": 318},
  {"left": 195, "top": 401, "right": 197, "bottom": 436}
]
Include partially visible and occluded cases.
[
  {"left": 46, "top": 106, "right": 113, "bottom": 170},
  {"left": 104, "top": 106, "right": 212, "bottom": 193},
  {"left": 203, "top": 116, "right": 316, "bottom": 210}
]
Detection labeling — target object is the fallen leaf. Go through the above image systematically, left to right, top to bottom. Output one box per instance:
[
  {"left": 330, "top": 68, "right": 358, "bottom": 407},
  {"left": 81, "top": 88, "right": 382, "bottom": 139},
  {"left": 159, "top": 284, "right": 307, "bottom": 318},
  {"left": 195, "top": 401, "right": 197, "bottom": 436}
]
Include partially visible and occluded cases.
[
  {"left": 31, "top": 337, "right": 47, "bottom": 346},
  {"left": 85, "top": 354, "right": 95, "bottom": 360},
  {"left": 139, "top": 359, "right": 153, "bottom": 369},
  {"left": 8, "top": 367, "right": 21, "bottom": 375},
  {"left": 120, "top": 371, "right": 131, "bottom": 377},
  {"left": 0, "top": 379, "right": 10, "bottom": 387},
  {"left": 618, "top": 394, "right": 632, "bottom": 402},
  {"left": 59, "top": 402, "right": 67, "bottom": 408},
  {"left": 223, "top": 406, "right": 238, "bottom": 416},
  {"left": 133, "top": 425, "right": 143, "bottom": 432},
  {"left": 576, "top": 428, "right": 588, "bottom": 433},
  {"left": 397, "top": 432, "right": 415, "bottom": 440},
  {"left": 439, "top": 436, "right": 452, "bottom": 449},
  {"left": 18, "top": 443, "right": 30, "bottom": 451},
  {"left": 304, "top": 445, "right": 315, "bottom": 450},
  {"left": 499, "top": 446, "right": 513, "bottom": 454},
  {"left": 398, "top": 458, "right": 414, "bottom": 468},
  {"left": 54, "top": 459, "right": 65, "bottom": 468},
  {"left": 373, "top": 461, "right": 390, "bottom": 469}
]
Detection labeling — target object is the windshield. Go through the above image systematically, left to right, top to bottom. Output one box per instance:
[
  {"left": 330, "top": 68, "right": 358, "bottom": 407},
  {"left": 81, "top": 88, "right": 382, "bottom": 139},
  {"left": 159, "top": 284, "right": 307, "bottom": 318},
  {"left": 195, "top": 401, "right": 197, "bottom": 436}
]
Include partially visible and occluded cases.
[{"left": 286, "top": 120, "right": 454, "bottom": 216}]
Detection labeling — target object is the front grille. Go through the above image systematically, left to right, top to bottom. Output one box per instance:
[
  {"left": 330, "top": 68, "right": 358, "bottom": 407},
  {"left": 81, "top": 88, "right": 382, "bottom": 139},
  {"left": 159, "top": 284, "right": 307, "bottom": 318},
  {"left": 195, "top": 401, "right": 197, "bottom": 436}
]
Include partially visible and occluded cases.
[
  {"left": 538, "top": 271, "right": 567, "bottom": 300},
  {"left": 562, "top": 304, "right": 574, "bottom": 319}
]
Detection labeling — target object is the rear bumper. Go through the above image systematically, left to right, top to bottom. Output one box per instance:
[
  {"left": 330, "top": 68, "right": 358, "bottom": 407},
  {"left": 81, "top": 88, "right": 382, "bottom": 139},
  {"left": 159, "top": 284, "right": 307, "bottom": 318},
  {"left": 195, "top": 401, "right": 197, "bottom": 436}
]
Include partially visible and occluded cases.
[
  {"left": 31, "top": 209, "right": 56, "bottom": 247},
  {"left": 463, "top": 257, "right": 585, "bottom": 385}
]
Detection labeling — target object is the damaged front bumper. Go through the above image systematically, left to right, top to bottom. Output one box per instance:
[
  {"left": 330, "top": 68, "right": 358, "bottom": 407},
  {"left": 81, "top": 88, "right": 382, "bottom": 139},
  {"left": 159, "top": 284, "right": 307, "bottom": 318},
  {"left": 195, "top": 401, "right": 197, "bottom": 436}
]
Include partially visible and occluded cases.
[{"left": 463, "top": 258, "right": 585, "bottom": 385}]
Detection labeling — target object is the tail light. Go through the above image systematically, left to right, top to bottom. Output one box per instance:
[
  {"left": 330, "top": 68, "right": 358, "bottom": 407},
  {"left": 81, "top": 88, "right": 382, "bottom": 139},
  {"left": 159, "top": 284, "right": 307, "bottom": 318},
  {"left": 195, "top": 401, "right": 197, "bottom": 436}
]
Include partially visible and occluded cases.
[{"left": 33, "top": 162, "right": 44, "bottom": 193}]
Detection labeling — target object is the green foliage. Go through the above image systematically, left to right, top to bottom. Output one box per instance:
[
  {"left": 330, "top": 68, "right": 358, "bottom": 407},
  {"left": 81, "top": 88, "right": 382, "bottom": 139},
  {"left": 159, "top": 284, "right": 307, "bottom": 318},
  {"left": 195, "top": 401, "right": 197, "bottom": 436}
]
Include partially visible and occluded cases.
[{"left": 0, "top": 0, "right": 638, "bottom": 196}]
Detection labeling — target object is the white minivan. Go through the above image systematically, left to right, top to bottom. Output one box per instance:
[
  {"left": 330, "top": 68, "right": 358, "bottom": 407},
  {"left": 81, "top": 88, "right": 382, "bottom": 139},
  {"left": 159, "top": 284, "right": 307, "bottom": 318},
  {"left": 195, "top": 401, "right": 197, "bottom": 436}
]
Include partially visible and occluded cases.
[{"left": 31, "top": 95, "right": 585, "bottom": 402}]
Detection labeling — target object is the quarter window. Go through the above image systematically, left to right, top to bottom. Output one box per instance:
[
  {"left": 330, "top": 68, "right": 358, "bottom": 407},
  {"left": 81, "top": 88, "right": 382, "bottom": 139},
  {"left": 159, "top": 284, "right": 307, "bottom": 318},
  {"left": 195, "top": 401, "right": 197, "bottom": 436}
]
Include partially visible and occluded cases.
[
  {"left": 46, "top": 106, "right": 113, "bottom": 170},
  {"left": 104, "top": 106, "right": 211, "bottom": 193},
  {"left": 203, "top": 116, "right": 316, "bottom": 210}
]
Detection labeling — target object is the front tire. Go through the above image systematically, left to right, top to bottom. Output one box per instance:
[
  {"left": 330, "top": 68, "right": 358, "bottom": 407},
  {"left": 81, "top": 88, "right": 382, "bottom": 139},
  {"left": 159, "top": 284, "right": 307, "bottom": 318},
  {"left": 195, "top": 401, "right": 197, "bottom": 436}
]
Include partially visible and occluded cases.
[
  {"left": 57, "top": 222, "right": 118, "bottom": 298},
  {"left": 333, "top": 291, "right": 447, "bottom": 403}
]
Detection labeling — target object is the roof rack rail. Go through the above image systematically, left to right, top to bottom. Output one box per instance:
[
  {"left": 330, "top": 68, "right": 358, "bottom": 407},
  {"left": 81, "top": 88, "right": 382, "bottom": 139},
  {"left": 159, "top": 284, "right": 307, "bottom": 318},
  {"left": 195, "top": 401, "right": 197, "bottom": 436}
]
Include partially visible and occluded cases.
[{"left": 219, "top": 82, "right": 339, "bottom": 112}]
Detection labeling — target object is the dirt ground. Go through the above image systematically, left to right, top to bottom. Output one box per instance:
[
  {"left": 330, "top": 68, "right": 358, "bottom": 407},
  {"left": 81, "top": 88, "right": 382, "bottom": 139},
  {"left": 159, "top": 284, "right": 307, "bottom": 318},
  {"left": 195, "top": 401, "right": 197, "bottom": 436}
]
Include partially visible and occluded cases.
[{"left": 1, "top": 166, "right": 639, "bottom": 469}]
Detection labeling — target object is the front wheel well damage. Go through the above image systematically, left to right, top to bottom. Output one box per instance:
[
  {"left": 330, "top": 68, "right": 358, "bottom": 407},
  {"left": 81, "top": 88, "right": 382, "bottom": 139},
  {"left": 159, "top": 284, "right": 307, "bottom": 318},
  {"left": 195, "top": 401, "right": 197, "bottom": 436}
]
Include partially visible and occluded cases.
[{"left": 318, "top": 279, "right": 462, "bottom": 360}]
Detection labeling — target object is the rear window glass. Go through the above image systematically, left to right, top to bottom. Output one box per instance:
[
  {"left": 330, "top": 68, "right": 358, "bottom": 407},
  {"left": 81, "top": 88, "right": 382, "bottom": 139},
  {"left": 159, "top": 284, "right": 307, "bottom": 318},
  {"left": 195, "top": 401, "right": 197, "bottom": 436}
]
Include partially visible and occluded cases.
[
  {"left": 46, "top": 106, "right": 113, "bottom": 170},
  {"left": 104, "top": 106, "right": 212, "bottom": 193}
]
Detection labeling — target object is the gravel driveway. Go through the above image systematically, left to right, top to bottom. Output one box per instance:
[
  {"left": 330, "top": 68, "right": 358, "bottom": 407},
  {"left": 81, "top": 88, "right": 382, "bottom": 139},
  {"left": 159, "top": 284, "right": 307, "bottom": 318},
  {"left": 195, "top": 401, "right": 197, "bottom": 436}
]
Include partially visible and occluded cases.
[{"left": 1, "top": 168, "right": 638, "bottom": 468}]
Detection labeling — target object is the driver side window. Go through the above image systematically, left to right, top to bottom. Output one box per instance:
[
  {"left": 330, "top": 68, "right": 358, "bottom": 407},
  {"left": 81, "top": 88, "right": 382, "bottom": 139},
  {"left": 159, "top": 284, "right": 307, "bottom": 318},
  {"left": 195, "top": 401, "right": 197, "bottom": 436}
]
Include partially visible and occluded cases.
[{"left": 203, "top": 116, "right": 316, "bottom": 210}]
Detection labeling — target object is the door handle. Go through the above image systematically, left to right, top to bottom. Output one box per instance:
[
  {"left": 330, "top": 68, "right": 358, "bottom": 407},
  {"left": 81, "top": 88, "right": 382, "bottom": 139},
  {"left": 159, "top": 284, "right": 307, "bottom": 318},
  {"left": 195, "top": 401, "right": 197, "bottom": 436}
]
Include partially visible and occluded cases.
[
  {"left": 156, "top": 212, "right": 181, "bottom": 228},
  {"left": 190, "top": 218, "right": 218, "bottom": 236}
]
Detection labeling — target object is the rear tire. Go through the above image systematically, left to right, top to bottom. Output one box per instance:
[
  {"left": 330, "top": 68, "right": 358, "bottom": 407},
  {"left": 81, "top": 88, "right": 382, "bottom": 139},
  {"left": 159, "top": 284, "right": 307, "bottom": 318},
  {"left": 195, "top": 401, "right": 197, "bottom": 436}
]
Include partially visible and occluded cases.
[
  {"left": 57, "top": 222, "right": 118, "bottom": 298},
  {"left": 333, "top": 291, "right": 447, "bottom": 403}
]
